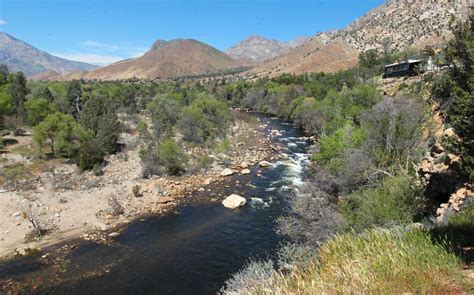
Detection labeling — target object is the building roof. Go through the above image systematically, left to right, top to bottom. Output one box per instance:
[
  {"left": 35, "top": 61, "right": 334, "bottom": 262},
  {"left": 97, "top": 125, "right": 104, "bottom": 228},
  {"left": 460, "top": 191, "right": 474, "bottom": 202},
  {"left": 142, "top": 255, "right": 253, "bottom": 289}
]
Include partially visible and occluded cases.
[{"left": 384, "top": 59, "right": 423, "bottom": 68}]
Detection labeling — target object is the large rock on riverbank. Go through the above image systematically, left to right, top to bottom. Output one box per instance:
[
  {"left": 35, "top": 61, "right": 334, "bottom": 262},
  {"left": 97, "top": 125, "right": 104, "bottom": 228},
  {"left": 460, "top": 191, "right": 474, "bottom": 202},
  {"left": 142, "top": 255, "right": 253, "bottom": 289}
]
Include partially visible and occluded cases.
[{"left": 222, "top": 194, "right": 247, "bottom": 209}]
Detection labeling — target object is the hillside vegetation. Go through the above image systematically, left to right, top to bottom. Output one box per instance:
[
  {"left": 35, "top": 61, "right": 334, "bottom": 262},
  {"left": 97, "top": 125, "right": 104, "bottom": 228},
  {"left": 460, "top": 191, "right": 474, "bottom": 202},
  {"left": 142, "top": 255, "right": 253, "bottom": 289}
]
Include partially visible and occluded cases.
[{"left": 221, "top": 19, "right": 474, "bottom": 294}]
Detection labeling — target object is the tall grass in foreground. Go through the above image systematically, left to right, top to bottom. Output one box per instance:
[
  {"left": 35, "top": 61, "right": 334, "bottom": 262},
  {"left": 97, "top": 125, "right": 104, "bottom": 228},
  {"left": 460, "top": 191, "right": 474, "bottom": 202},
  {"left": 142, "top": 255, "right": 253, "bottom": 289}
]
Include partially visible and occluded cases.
[{"left": 224, "top": 228, "right": 472, "bottom": 294}]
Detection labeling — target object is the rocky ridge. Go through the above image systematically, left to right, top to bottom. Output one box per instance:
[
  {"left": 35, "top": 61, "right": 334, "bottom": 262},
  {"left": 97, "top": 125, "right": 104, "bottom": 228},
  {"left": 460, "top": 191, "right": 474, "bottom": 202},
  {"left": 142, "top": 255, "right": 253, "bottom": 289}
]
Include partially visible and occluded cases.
[
  {"left": 0, "top": 32, "right": 97, "bottom": 77},
  {"left": 225, "top": 35, "right": 308, "bottom": 64}
]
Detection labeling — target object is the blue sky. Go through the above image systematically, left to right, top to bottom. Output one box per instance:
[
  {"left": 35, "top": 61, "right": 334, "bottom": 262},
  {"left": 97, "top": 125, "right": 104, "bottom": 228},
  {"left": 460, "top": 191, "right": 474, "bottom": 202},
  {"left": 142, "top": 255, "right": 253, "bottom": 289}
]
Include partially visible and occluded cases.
[{"left": 0, "top": 0, "right": 384, "bottom": 65}]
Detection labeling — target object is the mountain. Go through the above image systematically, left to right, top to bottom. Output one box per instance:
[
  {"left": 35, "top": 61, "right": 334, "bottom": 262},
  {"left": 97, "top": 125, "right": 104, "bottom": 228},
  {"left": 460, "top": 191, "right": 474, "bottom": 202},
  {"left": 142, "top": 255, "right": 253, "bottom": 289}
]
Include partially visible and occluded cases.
[
  {"left": 246, "top": 0, "right": 471, "bottom": 78},
  {"left": 0, "top": 32, "right": 97, "bottom": 77},
  {"left": 225, "top": 35, "right": 308, "bottom": 64},
  {"left": 68, "top": 39, "right": 241, "bottom": 81}
]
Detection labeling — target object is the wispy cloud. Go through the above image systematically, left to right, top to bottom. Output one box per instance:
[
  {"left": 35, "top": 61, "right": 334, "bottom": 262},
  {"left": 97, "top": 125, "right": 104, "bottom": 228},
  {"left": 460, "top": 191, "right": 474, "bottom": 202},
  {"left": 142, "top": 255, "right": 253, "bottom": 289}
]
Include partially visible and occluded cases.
[
  {"left": 0, "top": 19, "right": 7, "bottom": 25},
  {"left": 81, "top": 40, "right": 146, "bottom": 57},
  {"left": 52, "top": 52, "right": 125, "bottom": 66}
]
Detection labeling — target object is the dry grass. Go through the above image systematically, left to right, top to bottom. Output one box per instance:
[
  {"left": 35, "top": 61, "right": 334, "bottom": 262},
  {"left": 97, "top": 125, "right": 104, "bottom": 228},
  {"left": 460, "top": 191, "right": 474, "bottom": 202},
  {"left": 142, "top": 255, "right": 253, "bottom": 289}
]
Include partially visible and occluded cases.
[{"left": 224, "top": 228, "right": 472, "bottom": 294}]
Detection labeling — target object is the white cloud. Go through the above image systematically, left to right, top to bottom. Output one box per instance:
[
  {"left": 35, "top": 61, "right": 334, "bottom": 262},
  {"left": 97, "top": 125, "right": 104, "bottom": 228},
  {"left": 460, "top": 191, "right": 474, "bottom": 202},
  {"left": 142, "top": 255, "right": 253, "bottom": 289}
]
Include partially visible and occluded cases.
[
  {"left": 0, "top": 19, "right": 7, "bottom": 25},
  {"left": 52, "top": 52, "right": 125, "bottom": 66}
]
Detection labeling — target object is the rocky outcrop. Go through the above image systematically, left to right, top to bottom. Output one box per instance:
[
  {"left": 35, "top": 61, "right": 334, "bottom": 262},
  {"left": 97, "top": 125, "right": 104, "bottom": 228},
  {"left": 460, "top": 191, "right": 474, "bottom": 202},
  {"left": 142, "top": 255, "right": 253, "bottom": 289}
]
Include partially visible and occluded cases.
[
  {"left": 436, "top": 184, "right": 474, "bottom": 224},
  {"left": 222, "top": 194, "right": 247, "bottom": 209}
]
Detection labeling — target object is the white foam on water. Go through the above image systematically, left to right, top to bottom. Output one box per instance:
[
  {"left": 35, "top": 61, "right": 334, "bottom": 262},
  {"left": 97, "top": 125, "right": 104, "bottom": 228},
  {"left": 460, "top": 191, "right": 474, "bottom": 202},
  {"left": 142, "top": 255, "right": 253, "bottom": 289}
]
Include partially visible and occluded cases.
[{"left": 250, "top": 197, "right": 272, "bottom": 209}]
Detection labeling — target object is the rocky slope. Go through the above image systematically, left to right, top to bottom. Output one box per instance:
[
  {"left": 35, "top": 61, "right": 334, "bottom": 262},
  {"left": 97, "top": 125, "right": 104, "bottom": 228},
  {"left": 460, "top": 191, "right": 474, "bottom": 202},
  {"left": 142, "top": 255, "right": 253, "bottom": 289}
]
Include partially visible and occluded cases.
[
  {"left": 246, "top": 0, "right": 471, "bottom": 78},
  {"left": 0, "top": 32, "right": 97, "bottom": 77},
  {"left": 225, "top": 35, "right": 308, "bottom": 65},
  {"left": 61, "top": 39, "right": 242, "bottom": 81}
]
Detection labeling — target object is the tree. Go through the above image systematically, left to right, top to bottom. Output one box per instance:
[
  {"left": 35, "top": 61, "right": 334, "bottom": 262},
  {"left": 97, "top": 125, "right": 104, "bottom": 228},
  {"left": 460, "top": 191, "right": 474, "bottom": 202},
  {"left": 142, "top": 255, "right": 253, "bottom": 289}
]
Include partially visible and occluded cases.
[
  {"left": 443, "top": 18, "right": 474, "bottom": 178},
  {"left": 358, "top": 49, "right": 383, "bottom": 79},
  {"left": 0, "top": 64, "right": 8, "bottom": 85},
  {"left": 9, "top": 72, "right": 27, "bottom": 117},
  {"left": 66, "top": 80, "right": 83, "bottom": 120},
  {"left": 0, "top": 86, "right": 13, "bottom": 120},
  {"left": 146, "top": 94, "right": 181, "bottom": 140},
  {"left": 80, "top": 95, "right": 120, "bottom": 154},
  {"left": 363, "top": 96, "right": 425, "bottom": 167},
  {"left": 25, "top": 98, "right": 57, "bottom": 126},
  {"left": 33, "top": 112, "right": 88, "bottom": 157}
]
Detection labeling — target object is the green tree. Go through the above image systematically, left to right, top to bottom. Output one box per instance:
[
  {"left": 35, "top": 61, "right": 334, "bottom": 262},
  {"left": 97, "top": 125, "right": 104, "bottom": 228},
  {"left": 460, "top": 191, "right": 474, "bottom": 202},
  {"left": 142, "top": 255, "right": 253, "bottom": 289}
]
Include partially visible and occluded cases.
[
  {"left": 444, "top": 19, "right": 474, "bottom": 178},
  {"left": 0, "top": 64, "right": 8, "bottom": 85},
  {"left": 9, "top": 72, "right": 27, "bottom": 117},
  {"left": 66, "top": 80, "right": 83, "bottom": 120},
  {"left": 80, "top": 95, "right": 120, "bottom": 154},
  {"left": 25, "top": 98, "right": 57, "bottom": 126},
  {"left": 33, "top": 112, "right": 88, "bottom": 157}
]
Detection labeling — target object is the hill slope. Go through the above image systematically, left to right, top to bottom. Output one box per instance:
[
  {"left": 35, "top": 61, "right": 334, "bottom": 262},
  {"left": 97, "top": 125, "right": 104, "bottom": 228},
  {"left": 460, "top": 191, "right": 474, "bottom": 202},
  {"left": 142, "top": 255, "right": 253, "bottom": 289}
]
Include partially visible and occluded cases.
[
  {"left": 247, "top": 0, "right": 471, "bottom": 78},
  {"left": 0, "top": 32, "right": 97, "bottom": 77},
  {"left": 74, "top": 39, "right": 241, "bottom": 81}
]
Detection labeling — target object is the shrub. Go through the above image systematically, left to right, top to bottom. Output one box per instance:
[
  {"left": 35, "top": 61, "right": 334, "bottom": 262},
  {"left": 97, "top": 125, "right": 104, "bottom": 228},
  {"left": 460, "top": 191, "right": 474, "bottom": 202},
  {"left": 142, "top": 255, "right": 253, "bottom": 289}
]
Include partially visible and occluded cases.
[
  {"left": 33, "top": 112, "right": 89, "bottom": 158},
  {"left": 156, "top": 138, "right": 187, "bottom": 175},
  {"left": 339, "top": 175, "right": 422, "bottom": 232},
  {"left": 278, "top": 190, "right": 343, "bottom": 245},
  {"left": 431, "top": 202, "right": 474, "bottom": 252},
  {"left": 223, "top": 229, "right": 470, "bottom": 294}
]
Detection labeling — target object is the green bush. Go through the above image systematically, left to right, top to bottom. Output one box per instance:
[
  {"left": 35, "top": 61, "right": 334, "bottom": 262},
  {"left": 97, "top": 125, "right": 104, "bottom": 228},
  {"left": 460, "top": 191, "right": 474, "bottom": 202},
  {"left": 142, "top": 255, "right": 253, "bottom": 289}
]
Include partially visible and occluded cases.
[
  {"left": 156, "top": 138, "right": 187, "bottom": 175},
  {"left": 339, "top": 175, "right": 422, "bottom": 232}
]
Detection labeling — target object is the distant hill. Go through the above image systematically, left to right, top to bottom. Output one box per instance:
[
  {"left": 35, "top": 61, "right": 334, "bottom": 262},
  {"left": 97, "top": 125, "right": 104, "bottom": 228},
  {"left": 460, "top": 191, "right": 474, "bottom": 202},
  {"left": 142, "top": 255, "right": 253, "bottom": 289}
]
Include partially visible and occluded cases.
[
  {"left": 246, "top": 0, "right": 471, "bottom": 78},
  {"left": 0, "top": 32, "right": 97, "bottom": 77},
  {"left": 225, "top": 35, "right": 308, "bottom": 65},
  {"left": 64, "top": 39, "right": 241, "bottom": 81}
]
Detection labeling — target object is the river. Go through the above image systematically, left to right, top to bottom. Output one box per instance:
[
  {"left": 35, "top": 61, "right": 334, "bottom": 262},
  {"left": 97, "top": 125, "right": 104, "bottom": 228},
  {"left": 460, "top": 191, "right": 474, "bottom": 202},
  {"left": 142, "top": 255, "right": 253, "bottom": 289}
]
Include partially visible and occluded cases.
[{"left": 0, "top": 114, "right": 311, "bottom": 294}]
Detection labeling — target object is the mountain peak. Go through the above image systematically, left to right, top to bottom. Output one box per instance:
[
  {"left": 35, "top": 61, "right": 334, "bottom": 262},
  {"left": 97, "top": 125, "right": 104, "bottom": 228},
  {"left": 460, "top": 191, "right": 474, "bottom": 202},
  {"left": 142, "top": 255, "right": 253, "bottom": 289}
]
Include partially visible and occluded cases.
[{"left": 0, "top": 33, "right": 97, "bottom": 76}]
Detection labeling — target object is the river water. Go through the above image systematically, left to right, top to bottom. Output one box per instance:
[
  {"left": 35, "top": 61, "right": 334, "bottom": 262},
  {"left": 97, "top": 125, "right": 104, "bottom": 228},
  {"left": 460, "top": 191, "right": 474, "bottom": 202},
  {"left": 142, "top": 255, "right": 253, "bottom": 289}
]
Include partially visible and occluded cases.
[{"left": 0, "top": 114, "right": 311, "bottom": 294}]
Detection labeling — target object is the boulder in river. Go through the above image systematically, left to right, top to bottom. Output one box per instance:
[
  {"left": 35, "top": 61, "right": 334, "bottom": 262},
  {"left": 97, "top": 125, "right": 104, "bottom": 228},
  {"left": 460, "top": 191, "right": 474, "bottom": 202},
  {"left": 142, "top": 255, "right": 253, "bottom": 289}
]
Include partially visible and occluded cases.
[
  {"left": 259, "top": 161, "right": 271, "bottom": 168},
  {"left": 221, "top": 168, "right": 234, "bottom": 177},
  {"left": 240, "top": 169, "right": 251, "bottom": 175},
  {"left": 222, "top": 194, "right": 247, "bottom": 209}
]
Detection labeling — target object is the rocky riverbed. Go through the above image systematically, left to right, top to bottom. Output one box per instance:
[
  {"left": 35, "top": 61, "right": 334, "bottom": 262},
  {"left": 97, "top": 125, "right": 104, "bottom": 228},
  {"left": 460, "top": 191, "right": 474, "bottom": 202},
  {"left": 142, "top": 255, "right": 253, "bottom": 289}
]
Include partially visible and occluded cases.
[{"left": 0, "top": 112, "right": 282, "bottom": 259}]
